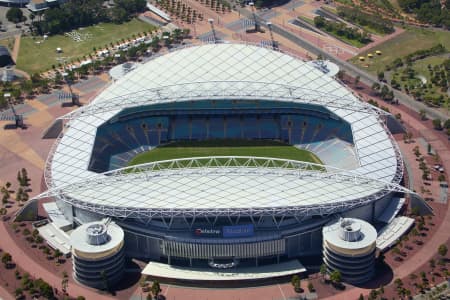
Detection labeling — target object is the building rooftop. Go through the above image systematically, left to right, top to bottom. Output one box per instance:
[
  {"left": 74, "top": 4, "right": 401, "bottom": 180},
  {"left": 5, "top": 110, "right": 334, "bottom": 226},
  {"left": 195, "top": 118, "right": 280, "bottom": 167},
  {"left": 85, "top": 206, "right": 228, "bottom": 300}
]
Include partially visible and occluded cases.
[
  {"left": 323, "top": 218, "right": 377, "bottom": 250},
  {"left": 70, "top": 221, "right": 124, "bottom": 254}
]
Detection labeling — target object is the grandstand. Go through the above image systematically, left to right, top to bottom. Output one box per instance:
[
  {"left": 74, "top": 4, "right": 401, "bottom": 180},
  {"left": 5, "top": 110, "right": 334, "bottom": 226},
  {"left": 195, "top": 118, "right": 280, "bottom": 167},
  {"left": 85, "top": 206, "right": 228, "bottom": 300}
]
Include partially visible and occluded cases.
[
  {"left": 26, "top": 43, "right": 412, "bottom": 283},
  {"left": 87, "top": 100, "right": 355, "bottom": 172}
]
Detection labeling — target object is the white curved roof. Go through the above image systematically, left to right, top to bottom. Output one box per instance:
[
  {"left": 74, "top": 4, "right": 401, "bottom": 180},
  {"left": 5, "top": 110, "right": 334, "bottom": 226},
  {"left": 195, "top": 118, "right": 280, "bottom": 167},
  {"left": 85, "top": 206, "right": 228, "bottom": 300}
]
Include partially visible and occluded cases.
[
  {"left": 44, "top": 43, "right": 403, "bottom": 217},
  {"left": 323, "top": 218, "right": 377, "bottom": 250},
  {"left": 70, "top": 222, "right": 124, "bottom": 253}
]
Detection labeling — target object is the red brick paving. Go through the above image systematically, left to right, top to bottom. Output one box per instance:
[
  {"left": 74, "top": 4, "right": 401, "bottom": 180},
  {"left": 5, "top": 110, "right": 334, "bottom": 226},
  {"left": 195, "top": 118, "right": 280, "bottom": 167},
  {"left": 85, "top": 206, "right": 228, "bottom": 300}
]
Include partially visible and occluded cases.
[{"left": 0, "top": 220, "right": 112, "bottom": 300}]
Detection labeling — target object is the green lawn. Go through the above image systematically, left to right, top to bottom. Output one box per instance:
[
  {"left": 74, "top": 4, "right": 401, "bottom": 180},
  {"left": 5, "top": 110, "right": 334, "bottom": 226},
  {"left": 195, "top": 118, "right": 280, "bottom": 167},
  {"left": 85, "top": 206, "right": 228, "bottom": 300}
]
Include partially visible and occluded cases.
[
  {"left": 299, "top": 16, "right": 315, "bottom": 26},
  {"left": 17, "top": 19, "right": 156, "bottom": 74},
  {"left": 312, "top": 23, "right": 366, "bottom": 48},
  {"left": 350, "top": 28, "right": 450, "bottom": 74},
  {"left": 412, "top": 56, "right": 449, "bottom": 82},
  {"left": 127, "top": 140, "right": 323, "bottom": 168}
]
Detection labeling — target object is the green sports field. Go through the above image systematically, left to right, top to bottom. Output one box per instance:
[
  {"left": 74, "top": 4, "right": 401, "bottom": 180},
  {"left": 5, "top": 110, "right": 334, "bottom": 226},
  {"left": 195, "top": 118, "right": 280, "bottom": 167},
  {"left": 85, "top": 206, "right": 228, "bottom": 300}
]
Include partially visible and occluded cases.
[{"left": 127, "top": 140, "right": 323, "bottom": 167}]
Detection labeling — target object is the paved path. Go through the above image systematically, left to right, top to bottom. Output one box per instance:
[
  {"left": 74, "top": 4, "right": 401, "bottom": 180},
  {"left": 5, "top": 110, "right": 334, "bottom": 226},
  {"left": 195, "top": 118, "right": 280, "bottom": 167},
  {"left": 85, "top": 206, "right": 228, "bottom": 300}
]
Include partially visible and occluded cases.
[
  {"left": 11, "top": 35, "right": 20, "bottom": 62},
  {"left": 0, "top": 285, "right": 14, "bottom": 300}
]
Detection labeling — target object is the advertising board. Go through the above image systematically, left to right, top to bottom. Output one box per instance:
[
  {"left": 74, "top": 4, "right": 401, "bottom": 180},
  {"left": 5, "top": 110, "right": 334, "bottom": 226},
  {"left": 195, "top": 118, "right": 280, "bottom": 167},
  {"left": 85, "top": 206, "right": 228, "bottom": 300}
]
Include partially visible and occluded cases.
[{"left": 222, "top": 224, "right": 254, "bottom": 238}]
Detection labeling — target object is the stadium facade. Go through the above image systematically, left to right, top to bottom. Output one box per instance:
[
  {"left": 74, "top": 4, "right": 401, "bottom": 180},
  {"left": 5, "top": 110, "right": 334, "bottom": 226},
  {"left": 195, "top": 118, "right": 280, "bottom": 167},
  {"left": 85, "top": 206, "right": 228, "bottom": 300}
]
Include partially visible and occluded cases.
[{"left": 36, "top": 43, "right": 408, "bottom": 273}]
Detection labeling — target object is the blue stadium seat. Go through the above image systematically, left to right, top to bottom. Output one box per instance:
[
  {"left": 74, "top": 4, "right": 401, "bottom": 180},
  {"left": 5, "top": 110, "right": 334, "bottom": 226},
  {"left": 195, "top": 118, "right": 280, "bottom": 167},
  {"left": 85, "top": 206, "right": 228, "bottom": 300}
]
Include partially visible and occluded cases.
[
  {"left": 243, "top": 116, "right": 258, "bottom": 139},
  {"left": 171, "top": 117, "right": 190, "bottom": 140},
  {"left": 208, "top": 117, "right": 225, "bottom": 139},
  {"left": 225, "top": 117, "right": 241, "bottom": 139},
  {"left": 259, "top": 117, "right": 280, "bottom": 139},
  {"left": 191, "top": 118, "right": 207, "bottom": 140}
]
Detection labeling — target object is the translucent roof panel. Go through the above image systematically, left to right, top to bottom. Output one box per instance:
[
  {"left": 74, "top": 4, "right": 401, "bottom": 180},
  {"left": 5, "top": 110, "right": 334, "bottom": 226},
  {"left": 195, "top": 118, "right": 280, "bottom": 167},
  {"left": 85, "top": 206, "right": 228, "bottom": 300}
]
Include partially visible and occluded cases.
[{"left": 44, "top": 43, "right": 403, "bottom": 217}]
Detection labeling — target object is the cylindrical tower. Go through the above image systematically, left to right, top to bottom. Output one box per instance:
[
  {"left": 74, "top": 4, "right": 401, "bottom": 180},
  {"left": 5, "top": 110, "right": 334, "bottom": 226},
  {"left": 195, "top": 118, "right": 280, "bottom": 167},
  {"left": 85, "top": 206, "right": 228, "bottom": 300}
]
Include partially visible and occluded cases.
[
  {"left": 322, "top": 218, "right": 377, "bottom": 284},
  {"left": 70, "top": 221, "right": 125, "bottom": 289}
]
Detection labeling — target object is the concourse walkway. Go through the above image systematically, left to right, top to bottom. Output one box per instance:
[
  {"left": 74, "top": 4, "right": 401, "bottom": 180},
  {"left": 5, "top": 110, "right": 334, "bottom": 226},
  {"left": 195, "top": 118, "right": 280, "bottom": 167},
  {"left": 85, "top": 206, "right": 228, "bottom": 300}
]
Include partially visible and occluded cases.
[{"left": 142, "top": 260, "right": 306, "bottom": 282}]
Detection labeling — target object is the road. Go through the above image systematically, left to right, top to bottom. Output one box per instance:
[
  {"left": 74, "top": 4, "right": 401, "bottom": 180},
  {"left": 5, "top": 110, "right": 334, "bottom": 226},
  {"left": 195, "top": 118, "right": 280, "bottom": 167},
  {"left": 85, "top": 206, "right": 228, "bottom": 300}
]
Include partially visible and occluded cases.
[{"left": 237, "top": 7, "right": 449, "bottom": 121}]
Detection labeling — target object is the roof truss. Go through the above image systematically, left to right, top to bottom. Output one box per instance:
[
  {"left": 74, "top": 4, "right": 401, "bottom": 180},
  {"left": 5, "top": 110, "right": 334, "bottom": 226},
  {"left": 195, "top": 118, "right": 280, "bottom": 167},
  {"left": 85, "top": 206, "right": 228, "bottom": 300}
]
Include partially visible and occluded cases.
[
  {"left": 61, "top": 81, "right": 388, "bottom": 120},
  {"left": 34, "top": 156, "right": 413, "bottom": 219}
]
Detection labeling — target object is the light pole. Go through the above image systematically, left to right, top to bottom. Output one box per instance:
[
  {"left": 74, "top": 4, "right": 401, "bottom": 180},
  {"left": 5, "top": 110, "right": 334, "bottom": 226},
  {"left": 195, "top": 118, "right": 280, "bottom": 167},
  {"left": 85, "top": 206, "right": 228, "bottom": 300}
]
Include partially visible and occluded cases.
[
  {"left": 249, "top": 2, "right": 259, "bottom": 32},
  {"left": 208, "top": 19, "right": 217, "bottom": 43},
  {"left": 266, "top": 22, "right": 277, "bottom": 50},
  {"left": 62, "top": 70, "right": 78, "bottom": 106},
  {"left": 5, "top": 92, "right": 23, "bottom": 128}
]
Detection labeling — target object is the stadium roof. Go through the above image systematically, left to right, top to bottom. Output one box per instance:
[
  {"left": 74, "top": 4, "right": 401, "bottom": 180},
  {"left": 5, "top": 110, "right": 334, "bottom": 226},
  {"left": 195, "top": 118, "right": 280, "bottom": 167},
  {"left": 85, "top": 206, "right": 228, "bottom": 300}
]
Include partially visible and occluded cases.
[
  {"left": 39, "top": 43, "right": 404, "bottom": 218},
  {"left": 39, "top": 156, "right": 410, "bottom": 219}
]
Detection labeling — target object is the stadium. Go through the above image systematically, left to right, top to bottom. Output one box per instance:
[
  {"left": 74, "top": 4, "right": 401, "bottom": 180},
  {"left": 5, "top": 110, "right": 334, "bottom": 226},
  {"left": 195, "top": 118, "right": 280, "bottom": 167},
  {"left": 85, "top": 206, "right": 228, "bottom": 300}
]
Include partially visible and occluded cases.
[{"left": 31, "top": 42, "right": 410, "bottom": 284}]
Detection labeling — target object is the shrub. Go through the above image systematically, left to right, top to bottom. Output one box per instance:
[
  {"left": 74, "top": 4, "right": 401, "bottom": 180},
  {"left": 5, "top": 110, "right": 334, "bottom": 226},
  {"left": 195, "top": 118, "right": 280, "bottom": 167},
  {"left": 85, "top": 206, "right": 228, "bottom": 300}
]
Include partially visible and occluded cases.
[{"left": 432, "top": 119, "right": 442, "bottom": 130}]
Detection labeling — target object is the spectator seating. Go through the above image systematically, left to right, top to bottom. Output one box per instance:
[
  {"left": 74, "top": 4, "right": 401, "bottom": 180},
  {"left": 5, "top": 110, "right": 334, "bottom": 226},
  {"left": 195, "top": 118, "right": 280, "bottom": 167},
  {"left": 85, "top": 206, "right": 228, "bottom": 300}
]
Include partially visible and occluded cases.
[{"left": 88, "top": 104, "right": 357, "bottom": 172}]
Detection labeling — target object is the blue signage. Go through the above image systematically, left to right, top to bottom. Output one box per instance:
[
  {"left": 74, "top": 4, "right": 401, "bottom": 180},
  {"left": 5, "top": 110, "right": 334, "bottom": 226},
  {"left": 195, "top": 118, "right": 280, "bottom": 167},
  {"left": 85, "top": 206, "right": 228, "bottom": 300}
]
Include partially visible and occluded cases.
[{"left": 222, "top": 224, "right": 254, "bottom": 238}]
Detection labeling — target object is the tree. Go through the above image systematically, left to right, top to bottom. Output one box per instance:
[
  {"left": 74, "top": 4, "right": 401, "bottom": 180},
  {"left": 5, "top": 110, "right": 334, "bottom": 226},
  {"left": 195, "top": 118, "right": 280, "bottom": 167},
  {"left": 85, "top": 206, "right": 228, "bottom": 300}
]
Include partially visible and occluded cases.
[
  {"left": 6, "top": 8, "right": 24, "bottom": 24},
  {"left": 337, "top": 70, "right": 346, "bottom": 80},
  {"left": 354, "top": 75, "right": 360, "bottom": 87},
  {"left": 371, "top": 82, "right": 380, "bottom": 92},
  {"left": 419, "top": 109, "right": 427, "bottom": 120},
  {"left": 432, "top": 118, "right": 442, "bottom": 130},
  {"left": 444, "top": 119, "right": 450, "bottom": 130},
  {"left": 17, "top": 171, "right": 22, "bottom": 186},
  {"left": 1, "top": 187, "right": 9, "bottom": 205},
  {"left": 16, "top": 187, "right": 23, "bottom": 204},
  {"left": 21, "top": 190, "right": 29, "bottom": 203},
  {"left": 35, "top": 235, "right": 43, "bottom": 244},
  {"left": 438, "top": 244, "right": 448, "bottom": 257},
  {"left": 43, "top": 247, "right": 51, "bottom": 257},
  {"left": 392, "top": 247, "right": 401, "bottom": 256},
  {"left": 54, "top": 249, "right": 62, "bottom": 264},
  {"left": 2, "top": 252, "right": 12, "bottom": 268},
  {"left": 429, "top": 259, "right": 436, "bottom": 271},
  {"left": 320, "top": 263, "right": 327, "bottom": 280},
  {"left": 330, "top": 270, "right": 342, "bottom": 284},
  {"left": 62, "top": 271, "right": 69, "bottom": 293},
  {"left": 21, "top": 273, "right": 32, "bottom": 291},
  {"left": 291, "top": 275, "right": 301, "bottom": 292},
  {"left": 34, "top": 278, "right": 54, "bottom": 299},
  {"left": 394, "top": 278, "right": 403, "bottom": 288},
  {"left": 151, "top": 280, "right": 161, "bottom": 299},
  {"left": 307, "top": 281, "right": 314, "bottom": 292},
  {"left": 14, "top": 287, "right": 23, "bottom": 298},
  {"left": 368, "top": 290, "right": 378, "bottom": 300}
]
